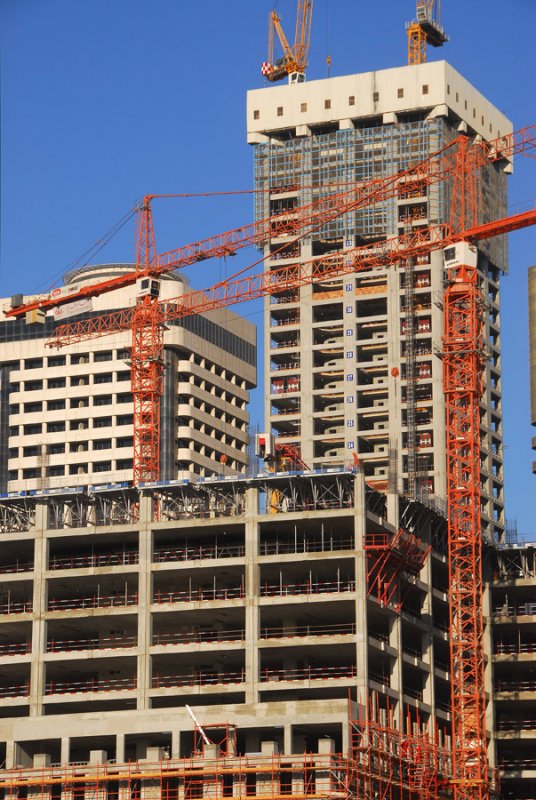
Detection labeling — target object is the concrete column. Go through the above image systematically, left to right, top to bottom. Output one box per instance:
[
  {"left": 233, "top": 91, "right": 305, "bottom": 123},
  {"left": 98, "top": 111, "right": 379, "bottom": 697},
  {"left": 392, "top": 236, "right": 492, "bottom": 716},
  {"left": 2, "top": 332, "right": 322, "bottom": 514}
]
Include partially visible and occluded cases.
[
  {"left": 354, "top": 473, "right": 369, "bottom": 705},
  {"left": 244, "top": 487, "right": 259, "bottom": 704},
  {"left": 137, "top": 490, "right": 153, "bottom": 710},
  {"left": 30, "top": 501, "right": 48, "bottom": 716},
  {"left": 283, "top": 725, "right": 292, "bottom": 755},
  {"left": 171, "top": 730, "right": 180, "bottom": 759},
  {"left": 116, "top": 734, "right": 125, "bottom": 764},
  {"left": 60, "top": 738, "right": 70, "bottom": 765},
  {"left": 316, "top": 738, "right": 335, "bottom": 795}
]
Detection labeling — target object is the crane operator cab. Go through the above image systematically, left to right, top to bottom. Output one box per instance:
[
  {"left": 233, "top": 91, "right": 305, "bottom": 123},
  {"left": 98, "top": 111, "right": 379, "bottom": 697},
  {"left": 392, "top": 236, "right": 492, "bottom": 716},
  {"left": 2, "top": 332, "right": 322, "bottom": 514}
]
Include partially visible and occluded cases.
[{"left": 137, "top": 277, "right": 161, "bottom": 298}]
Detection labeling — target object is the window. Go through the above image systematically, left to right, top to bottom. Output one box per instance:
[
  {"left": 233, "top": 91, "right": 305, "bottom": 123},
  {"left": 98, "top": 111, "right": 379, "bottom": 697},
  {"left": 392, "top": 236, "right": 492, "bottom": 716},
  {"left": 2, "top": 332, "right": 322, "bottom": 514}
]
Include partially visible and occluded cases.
[
  {"left": 422, "top": 84, "right": 429, "bottom": 95},
  {"left": 447, "top": 84, "right": 450, "bottom": 95},
  {"left": 397, "top": 88, "right": 404, "bottom": 98},
  {"left": 373, "top": 92, "right": 379, "bottom": 102},
  {"left": 348, "top": 95, "right": 355, "bottom": 105},
  {"left": 324, "top": 99, "right": 331, "bottom": 109},
  {"left": 300, "top": 102, "right": 307, "bottom": 113},
  {"left": 277, "top": 106, "right": 283, "bottom": 116},
  {"left": 253, "top": 109, "right": 260, "bottom": 120},
  {"left": 117, "top": 349, "right": 130, "bottom": 360},
  {"left": 94, "top": 351, "right": 112, "bottom": 362},
  {"left": 71, "top": 354, "right": 89, "bottom": 365},
  {"left": 48, "top": 356, "right": 66, "bottom": 368},
  {"left": 25, "top": 358, "right": 43, "bottom": 370},
  {"left": 116, "top": 370, "right": 130, "bottom": 382},
  {"left": 94, "top": 373, "right": 113, "bottom": 384},
  {"left": 71, "top": 375, "right": 89, "bottom": 386},
  {"left": 48, "top": 378, "right": 66, "bottom": 389},
  {"left": 25, "top": 380, "right": 43, "bottom": 391},
  {"left": 117, "top": 393, "right": 133, "bottom": 404},
  {"left": 94, "top": 395, "right": 112, "bottom": 406},
  {"left": 71, "top": 398, "right": 89, "bottom": 408},
  {"left": 47, "top": 400, "right": 66, "bottom": 411},
  {"left": 24, "top": 402, "right": 42, "bottom": 413},
  {"left": 9, "top": 404, "right": 19, "bottom": 414},
  {"left": 117, "top": 414, "right": 133, "bottom": 426},
  {"left": 93, "top": 416, "right": 112, "bottom": 428},
  {"left": 69, "top": 419, "right": 87, "bottom": 431},
  {"left": 47, "top": 422, "right": 65, "bottom": 433},
  {"left": 24, "top": 424, "right": 42, "bottom": 435},
  {"left": 117, "top": 437, "right": 133, "bottom": 448},
  {"left": 93, "top": 439, "right": 112, "bottom": 451},
  {"left": 70, "top": 442, "right": 88, "bottom": 452},
  {"left": 47, "top": 444, "right": 65, "bottom": 455},
  {"left": 23, "top": 446, "right": 39, "bottom": 457},
  {"left": 8, "top": 448, "right": 18, "bottom": 459},
  {"left": 117, "top": 459, "right": 133, "bottom": 470},
  {"left": 93, "top": 461, "right": 112, "bottom": 473},
  {"left": 69, "top": 464, "right": 87, "bottom": 475},
  {"left": 47, "top": 466, "right": 65, "bottom": 477},
  {"left": 23, "top": 468, "right": 39, "bottom": 479}
]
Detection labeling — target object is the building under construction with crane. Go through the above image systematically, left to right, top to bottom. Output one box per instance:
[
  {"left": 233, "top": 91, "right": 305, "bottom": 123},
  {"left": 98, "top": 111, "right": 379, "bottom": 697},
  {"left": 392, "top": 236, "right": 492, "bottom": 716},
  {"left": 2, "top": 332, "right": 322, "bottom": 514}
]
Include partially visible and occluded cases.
[{"left": 0, "top": 2, "right": 535, "bottom": 800}]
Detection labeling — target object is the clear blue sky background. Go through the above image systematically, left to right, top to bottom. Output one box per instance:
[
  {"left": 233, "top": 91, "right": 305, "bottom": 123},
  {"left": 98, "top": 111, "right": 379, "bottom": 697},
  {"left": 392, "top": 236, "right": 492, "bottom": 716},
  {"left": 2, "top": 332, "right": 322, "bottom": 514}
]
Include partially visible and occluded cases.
[{"left": 1, "top": 0, "right": 535, "bottom": 533}]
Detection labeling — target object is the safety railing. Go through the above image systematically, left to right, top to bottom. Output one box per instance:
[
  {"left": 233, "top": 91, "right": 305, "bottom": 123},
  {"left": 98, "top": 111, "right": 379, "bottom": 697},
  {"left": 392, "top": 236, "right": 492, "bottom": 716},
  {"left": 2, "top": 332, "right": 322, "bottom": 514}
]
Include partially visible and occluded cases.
[
  {"left": 260, "top": 537, "right": 354, "bottom": 555},
  {"left": 153, "top": 543, "right": 245, "bottom": 563},
  {"left": 49, "top": 552, "right": 139, "bottom": 570},
  {"left": 0, "top": 561, "right": 33, "bottom": 574},
  {"left": 260, "top": 579, "right": 355, "bottom": 597},
  {"left": 153, "top": 586, "right": 244, "bottom": 604},
  {"left": 47, "top": 593, "right": 138, "bottom": 611},
  {"left": 0, "top": 600, "right": 33, "bottom": 615},
  {"left": 493, "top": 604, "right": 536, "bottom": 617},
  {"left": 260, "top": 622, "right": 356, "bottom": 639},
  {"left": 152, "top": 629, "right": 245, "bottom": 646},
  {"left": 46, "top": 634, "right": 137, "bottom": 652},
  {"left": 495, "top": 641, "right": 536, "bottom": 655},
  {"left": 0, "top": 642, "right": 31, "bottom": 656},
  {"left": 260, "top": 664, "right": 356, "bottom": 682},
  {"left": 152, "top": 670, "right": 245, "bottom": 689},
  {"left": 369, "top": 672, "right": 391, "bottom": 688},
  {"left": 45, "top": 676, "right": 136, "bottom": 695},
  {"left": 496, "top": 679, "right": 536, "bottom": 693},
  {"left": 0, "top": 683, "right": 29, "bottom": 698},
  {"left": 403, "top": 686, "right": 424, "bottom": 700},
  {"left": 496, "top": 719, "right": 536, "bottom": 731},
  {"left": 499, "top": 756, "right": 536, "bottom": 770}
]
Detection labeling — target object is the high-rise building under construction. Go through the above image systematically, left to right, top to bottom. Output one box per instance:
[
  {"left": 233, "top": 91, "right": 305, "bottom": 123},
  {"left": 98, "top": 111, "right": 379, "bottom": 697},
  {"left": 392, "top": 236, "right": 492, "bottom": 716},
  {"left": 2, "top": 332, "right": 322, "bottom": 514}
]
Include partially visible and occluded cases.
[
  {"left": 1, "top": 51, "right": 535, "bottom": 800},
  {"left": 248, "top": 60, "right": 511, "bottom": 543}
]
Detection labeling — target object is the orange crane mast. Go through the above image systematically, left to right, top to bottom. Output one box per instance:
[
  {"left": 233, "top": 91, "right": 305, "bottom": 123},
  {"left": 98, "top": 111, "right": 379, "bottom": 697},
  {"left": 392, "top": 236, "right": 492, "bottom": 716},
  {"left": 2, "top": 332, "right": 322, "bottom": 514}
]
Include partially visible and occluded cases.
[{"left": 262, "top": 0, "right": 313, "bottom": 83}]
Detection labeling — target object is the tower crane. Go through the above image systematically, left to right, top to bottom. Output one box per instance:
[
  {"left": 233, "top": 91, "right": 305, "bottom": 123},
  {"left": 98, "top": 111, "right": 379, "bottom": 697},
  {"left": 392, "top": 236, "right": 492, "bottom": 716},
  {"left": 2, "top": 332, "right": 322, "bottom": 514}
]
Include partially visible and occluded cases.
[
  {"left": 261, "top": 0, "right": 313, "bottom": 84},
  {"left": 407, "top": 1, "right": 448, "bottom": 65}
]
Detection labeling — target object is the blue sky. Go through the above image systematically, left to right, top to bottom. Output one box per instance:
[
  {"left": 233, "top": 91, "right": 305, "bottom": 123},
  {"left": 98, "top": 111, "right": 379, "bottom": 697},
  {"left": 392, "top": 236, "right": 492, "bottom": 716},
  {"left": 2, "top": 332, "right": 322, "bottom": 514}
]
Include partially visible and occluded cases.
[{"left": 1, "top": 0, "right": 535, "bottom": 533}]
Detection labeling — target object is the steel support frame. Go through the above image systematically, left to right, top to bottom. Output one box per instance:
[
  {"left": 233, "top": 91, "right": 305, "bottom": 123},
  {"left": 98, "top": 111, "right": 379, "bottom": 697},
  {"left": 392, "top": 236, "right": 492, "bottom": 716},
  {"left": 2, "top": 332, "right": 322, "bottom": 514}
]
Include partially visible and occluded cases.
[{"left": 443, "top": 263, "right": 488, "bottom": 800}]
